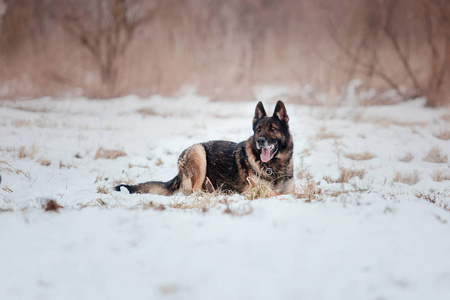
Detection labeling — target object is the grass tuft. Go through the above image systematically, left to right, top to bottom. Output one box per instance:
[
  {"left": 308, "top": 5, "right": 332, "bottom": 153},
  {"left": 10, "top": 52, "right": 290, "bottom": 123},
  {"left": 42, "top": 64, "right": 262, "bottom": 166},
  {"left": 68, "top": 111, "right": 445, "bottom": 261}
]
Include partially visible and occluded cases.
[
  {"left": 138, "top": 108, "right": 158, "bottom": 116},
  {"left": 12, "top": 119, "right": 32, "bottom": 127},
  {"left": 315, "top": 127, "right": 342, "bottom": 140},
  {"left": 434, "top": 131, "right": 450, "bottom": 140},
  {"left": 17, "top": 145, "right": 38, "bottom": 159},
  {"left": 423, "top": 146, "right": 448, "bottom": 164},
  {"left": 95, "top": 147, "right": 126, "bottom": 159},
  {"left": 345, "top": 151, "right": 375, "bottom": 161},
  {"left": 399, "top": 153, "right": 414, "bottom": 162},
  {"left": 37, "top": 158, "right": 51, "bottom": 166},
  {"left": 0, "top": 160, "right": 32, "bottom": 180},
  {"left": 59, "top": 161, "right": 74, "bottom": 169},
  {"left": 324, "top": 167, "right": 366, "bottom": 183},
  {"left": 297, "top": 168, "right": 313, "bottom": 181},
  {"left": 337, "top": 168, "right": 366, "bottom": 183},
  {"left": 393, "top": 170, "right": 420, "bottom": 185},
  {"left": 431, "top": 170, "right": 450, "bottom": 182},
  {"left": 94, "top": 172, "right": 105, "bottom": 183},
  {"left": 113, "top": 177, "right": 135, "bottom": 185},
  {"left": 244, "top": 178, "right": 278, "bottom": 200},
  {"left": 293, "top": 181, "right": 322, "bottom": 202},
  {"left": 2, "top": 185, "right": 13, "bottom": 193},
  {"left": 97, "top": 186, "right": 109, "bottom": 194},
  {"left": 169, "top": 190, "right": 233, "bottom": 210},
  {"left": 415, "top": 190, "right": 450, "bottom": 211},
  {"left": 96, "top": 199, "right": 107, "bottom": 206},
  {"left": 223, "top": 200, "right": 253, "bottom": 216},
  {"left": 140, "top": 201, "right": 166, "bottom": 211}
]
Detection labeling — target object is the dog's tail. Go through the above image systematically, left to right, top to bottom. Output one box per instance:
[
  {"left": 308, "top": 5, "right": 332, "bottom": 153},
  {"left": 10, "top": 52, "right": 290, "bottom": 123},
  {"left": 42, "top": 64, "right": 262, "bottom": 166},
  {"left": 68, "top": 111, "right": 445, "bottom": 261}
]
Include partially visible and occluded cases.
[{"left": 114, "top": 175, "right": 180, "bottom": 196}]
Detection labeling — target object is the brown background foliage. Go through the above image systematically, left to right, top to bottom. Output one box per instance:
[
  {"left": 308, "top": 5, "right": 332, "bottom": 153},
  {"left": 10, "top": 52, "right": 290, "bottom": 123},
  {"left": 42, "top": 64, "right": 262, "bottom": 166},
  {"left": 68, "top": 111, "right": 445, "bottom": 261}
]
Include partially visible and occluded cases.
[{"left": 0, "top": 0, "right": 449, "bottom": 106}]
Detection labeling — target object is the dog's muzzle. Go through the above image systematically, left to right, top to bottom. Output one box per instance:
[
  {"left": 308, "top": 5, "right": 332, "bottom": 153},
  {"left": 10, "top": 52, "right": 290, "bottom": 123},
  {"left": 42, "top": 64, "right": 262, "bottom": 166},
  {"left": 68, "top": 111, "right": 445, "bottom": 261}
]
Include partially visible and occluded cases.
[{"left": 256, "top": 137, "right": 277, "bottom": 163}]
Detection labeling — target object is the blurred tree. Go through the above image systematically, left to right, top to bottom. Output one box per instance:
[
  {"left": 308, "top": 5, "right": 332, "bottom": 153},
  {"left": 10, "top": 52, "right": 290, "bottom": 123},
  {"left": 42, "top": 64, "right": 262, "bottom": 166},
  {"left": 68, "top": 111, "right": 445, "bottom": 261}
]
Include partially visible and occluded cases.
[
  {"left": 1, "top": 0, "right": 449, "bottom": 106},
  {"left": 48, "top": 0, "right": 164, "bottom": 98},
  {"left": 328, "top": 0, "right": 450, "bottom": 107},
  {"left": 423, "top": 0, "right": 450, "bottom": 107},
  {"left": 0, "top": 1, "right": 6, "bottom": 26}
]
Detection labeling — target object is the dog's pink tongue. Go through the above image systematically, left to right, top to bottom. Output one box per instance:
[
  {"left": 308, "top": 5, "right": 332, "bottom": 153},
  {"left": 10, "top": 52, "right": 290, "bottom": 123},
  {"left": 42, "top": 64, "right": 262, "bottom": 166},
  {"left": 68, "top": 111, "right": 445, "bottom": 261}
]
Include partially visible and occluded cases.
[{"left": 261, "top": 147, "right": 271, "bottom": 163}]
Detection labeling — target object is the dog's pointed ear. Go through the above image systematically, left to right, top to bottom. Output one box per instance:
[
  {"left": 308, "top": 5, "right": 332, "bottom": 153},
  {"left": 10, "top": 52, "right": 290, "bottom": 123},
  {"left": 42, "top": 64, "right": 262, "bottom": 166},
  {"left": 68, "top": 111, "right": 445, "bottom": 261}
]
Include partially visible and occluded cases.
[
  {"left": 273, "top": 100, "right": 289, "bottom": 123},
  {"left": 253, "top": 101, "right": 267, "bottom": 124}
]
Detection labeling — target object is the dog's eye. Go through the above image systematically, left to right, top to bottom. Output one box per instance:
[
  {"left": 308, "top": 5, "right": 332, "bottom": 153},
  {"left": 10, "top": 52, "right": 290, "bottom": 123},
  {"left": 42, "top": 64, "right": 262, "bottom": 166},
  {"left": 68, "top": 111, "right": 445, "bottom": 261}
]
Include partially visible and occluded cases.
[
  {"left": 256, "top": 126, "right": 261, "bottom": 132},
  {"left": 269, "top": 127, "right": 277, "bottom": 132}
]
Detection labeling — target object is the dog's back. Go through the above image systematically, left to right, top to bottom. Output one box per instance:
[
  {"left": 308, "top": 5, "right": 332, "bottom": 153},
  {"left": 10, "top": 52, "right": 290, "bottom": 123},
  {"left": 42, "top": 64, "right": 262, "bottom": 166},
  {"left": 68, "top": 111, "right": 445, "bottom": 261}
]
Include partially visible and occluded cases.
[{"left": 202, "top": 140, "right": 247, "bottom": 193}]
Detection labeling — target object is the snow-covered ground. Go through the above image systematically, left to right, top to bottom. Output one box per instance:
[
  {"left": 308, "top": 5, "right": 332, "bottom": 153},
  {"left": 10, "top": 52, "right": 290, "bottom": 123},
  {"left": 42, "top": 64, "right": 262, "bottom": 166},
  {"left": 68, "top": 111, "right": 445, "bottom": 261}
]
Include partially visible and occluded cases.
[{"left": 1, "top": 95, "right": 450, "bottom": 300}]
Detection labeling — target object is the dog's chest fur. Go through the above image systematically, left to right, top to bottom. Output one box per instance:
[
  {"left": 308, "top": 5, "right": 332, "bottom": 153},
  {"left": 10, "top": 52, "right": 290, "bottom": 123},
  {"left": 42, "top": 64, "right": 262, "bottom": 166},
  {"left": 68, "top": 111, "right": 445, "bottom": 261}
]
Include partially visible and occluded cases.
[{"left": 201, "top": 136, "right": 294, "bottom": 194}]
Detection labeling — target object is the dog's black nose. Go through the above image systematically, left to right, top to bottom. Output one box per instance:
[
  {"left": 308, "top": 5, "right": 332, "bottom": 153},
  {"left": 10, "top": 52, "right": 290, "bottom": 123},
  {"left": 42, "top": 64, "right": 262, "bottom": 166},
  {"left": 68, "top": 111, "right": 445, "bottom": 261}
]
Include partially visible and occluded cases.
[{"left": 256, "top": 137, "right": 266, "bottom": 147}]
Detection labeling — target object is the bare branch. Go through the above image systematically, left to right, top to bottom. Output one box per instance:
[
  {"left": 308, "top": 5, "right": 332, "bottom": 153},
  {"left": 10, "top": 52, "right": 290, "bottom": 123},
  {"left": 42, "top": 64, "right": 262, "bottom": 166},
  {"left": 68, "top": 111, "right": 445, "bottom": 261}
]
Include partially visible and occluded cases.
[
  {"left": 382, "top": 1, "right": 421, "bottom": 92},
  {"left": 327, "top": 16, "right": 405, "bottom": 96}
]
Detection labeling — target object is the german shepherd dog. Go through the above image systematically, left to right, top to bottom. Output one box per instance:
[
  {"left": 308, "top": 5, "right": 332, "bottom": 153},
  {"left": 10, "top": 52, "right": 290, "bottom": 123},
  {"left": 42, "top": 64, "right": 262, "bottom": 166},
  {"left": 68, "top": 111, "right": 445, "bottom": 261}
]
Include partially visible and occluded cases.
[{"left": 115, "top": 101, "right": 294, "bottom": 195}]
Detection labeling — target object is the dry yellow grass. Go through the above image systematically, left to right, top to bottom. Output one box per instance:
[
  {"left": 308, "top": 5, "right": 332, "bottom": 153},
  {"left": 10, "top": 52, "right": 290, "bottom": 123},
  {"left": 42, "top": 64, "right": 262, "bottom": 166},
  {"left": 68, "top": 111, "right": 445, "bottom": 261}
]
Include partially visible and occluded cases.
[
  {"left": 138, "top": 108, "right": 158, "bottom": 116},
  {"left": 362, "top": 118, "right": 426, "bottom": 128},
  {"left": 11, "top": 119, "right": 57, "bottom": 128},
  {"left": 13, "top": 119, "right": 32, "bottom": 127},
  {"left": 35, "top": 120, "right": 57, "bottom": 128},
  {"left": 316, "top": 127, "right": 342, "bottom": 140},
  {"left": 434, "top": 131, "right": 450, "bottom": 140},
  {"left": 17, "top": 145, "right": 38, "bottom": 159},
  {"left": 0, "top": 146, "right": 15, "bottom": 152},
  {"left": 17, "top": 146, "right": 27, "bottom": 158},
  {"left": 423, "top": 146, "right": 448, "bottom": 164},
  {"left": 95, "top": 147, "right": 127, "bottom": 159},
  {"left": 345, "top": 151, "right": 375, "bottom": 161},
  {"left": 399, "top": 153, "right": 414, "bottom": 162},
  {"left": 37, "top": 158, "right": 51, "bottom": 166},
  {"left": 0, "top": 160, "right": 32, "bottom": 180},
  {"left": 59, "top": 161, "right": 74, "bottom": 169},
  {"left": 324, "top": 167, "right": 366, "bottom": 183},
  {"left": 297, "top": 168, "right": 313, "bottom": 181},
  {"left": 337, "top": 168, "right": 366, "bottom": 183},
  {"left": 393, "top": 170, "right": 420, "bottom": 185},
  {"left": 431, "top": 170, "right": 450, "bottom": 182},
  {"left": 94, "top": 172, "right": 105, "bottom": 183},
  {"left": 322, "top": 175, "right": 334, "bottom": 183},
  {"left": 113, "top": 177, "right": 135, "bottom": 186},
  {"left": 244, "top": 179, "right": 278, "bottom": 200},
  {"left": 293, "top": 181, "right": 322, "bottom": 202},
  {"left": 2, "top": 185, "right": 13, "bottom": 193},
  {"left": 96, "top": 186, "right": 109, "bottom": 194},
  {"left": 169, "top": 190, "right": 233, "bottom": 211},
  {"left": 414, "top": 190, "right": 450, "bottom": 212},
  {"left": 77, "top": 198, "right": 110, "bottom": 209},
  {"left": 96, "top": 199, "right": 107, "bottom": 206},
  {"left": 141, "top": 201, "right": 166, "bottom": 211},
  {"left": 223, "top": 201, "right": 253, "bottom": 216}
]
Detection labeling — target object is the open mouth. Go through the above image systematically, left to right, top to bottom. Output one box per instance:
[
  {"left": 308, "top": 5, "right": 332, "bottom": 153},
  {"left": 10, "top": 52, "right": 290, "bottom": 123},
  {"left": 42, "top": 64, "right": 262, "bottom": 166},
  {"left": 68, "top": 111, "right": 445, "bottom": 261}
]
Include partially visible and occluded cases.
[{"left": 260, "top": 143, "right": 278, "bottom": 163}]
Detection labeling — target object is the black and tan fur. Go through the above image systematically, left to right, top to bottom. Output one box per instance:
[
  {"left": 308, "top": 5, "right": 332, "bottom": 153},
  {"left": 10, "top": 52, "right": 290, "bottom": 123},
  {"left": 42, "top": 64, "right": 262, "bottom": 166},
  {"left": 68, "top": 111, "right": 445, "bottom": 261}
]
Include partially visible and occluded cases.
[{"left": 115, "top": 101, "right": 294, "bottom": 195}]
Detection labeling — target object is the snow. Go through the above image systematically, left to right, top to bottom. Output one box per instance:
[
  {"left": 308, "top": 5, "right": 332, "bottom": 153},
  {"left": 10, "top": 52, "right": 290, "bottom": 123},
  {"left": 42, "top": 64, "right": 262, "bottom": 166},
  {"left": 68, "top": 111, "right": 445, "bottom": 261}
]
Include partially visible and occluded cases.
[{"left": 1, "top": 95, "right": 450, "bottom": 300}]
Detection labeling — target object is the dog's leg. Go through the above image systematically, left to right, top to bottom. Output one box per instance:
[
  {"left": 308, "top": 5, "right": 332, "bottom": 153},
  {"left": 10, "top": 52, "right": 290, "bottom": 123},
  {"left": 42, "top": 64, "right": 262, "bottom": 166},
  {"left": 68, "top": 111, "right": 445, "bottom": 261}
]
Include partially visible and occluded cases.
[{"left": 177, "top": 144, "right": 207, "bottom": 195}]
